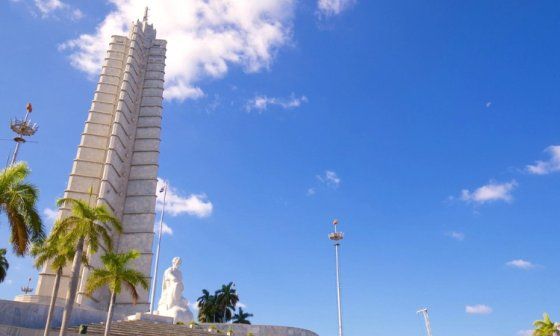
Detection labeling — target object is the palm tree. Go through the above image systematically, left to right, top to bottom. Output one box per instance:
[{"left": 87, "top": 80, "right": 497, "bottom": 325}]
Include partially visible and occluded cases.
[
  {"left": 0, "top": 162, "right": 43, "bottom": 256},
  {"left": 55, "top": 198, "right": 122, "bottom": 336},
  {"left": 32, "top": 233, "right": 87, "bottom": 336},
  {"left": 0, "top": 248, "right": 8, "bottom": 283},
  {"left": 84, "top": 250, "right": 148, "bottom": 336},
  {"left": 216, "top": 282, "right": 239, "bottom": 322},
  {"left": 197, "top": 284, "right": 243, "bottom": 323},
  {"left": 197, "top": 289, "right": 218, "bottom": 323},
  {"left": 197, "top": 289, "right": 212, "bottom": 309},
  {"left": 213, "top": 289, "right": 222, "bottom": 322},
  {"left": 232, "top": 307, "right": 253, "bottom": 325},
  {"left": 533, "top": 313, "right": 559, "bottom": 336}
]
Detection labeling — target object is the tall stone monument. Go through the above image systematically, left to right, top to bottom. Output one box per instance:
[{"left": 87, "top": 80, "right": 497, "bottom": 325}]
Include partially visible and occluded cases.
[{"left": 22, "top": 13, "right": 167, "bottom": 316}]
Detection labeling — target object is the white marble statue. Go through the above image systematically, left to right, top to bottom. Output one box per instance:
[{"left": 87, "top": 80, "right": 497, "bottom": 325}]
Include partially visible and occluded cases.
[{"left": 156, "top": 257, "right": 193, "bottom": 323}]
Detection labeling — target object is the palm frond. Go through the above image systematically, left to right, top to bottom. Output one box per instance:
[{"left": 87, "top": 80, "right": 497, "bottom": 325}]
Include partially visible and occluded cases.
[
  {"left": 0, "top": 163, "right": 43, "bottom": 255},
  {"left": 0, "top": 163, "right": 28, "bottom": 186},
  {"left": 6, "top": 207, "right": 29, "bottom": 256},
  {"left": 0, "top": 248, "right": 9, "bottom": 283},
  {"left": 84, "top": 250, "right": 145, "bottom": 306},
  {"left": 85, "top": 271, "right": 113, "bottom": 295},
  {"left": 123, "top": 281, "right": 140, "bottom": 304}
]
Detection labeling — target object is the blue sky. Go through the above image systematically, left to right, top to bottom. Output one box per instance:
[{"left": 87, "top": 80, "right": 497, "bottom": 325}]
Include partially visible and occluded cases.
[{"left": 1, "top": 1, "right": 560, "bottom": 335}]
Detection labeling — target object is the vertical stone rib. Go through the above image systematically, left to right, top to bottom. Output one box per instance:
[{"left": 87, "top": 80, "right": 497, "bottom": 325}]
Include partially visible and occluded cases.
[
  {"left": 79, "top": 22, "right": 149, "bottom": 310},
  {"left": 114, "top": 28, "right": 167, "bottom": 315}
]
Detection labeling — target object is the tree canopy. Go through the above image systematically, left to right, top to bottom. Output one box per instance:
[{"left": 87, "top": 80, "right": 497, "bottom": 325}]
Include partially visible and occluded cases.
[
  {"left": 0, "top": 162, "right": 43, "bottom": 255},
  {"left": 196, "top": 283, "right": 252, "bottom": 324}
]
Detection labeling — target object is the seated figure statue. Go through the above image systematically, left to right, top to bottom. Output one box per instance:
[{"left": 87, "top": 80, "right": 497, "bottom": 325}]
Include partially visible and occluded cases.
[{"left": 156, "top": 257, "right": 193, "bottom": 323}]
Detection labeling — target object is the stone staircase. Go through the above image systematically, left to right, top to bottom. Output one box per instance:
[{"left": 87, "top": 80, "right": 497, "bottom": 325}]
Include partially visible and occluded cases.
[{"left": 65, "top": 320, "right": 216, "bottom": 336}]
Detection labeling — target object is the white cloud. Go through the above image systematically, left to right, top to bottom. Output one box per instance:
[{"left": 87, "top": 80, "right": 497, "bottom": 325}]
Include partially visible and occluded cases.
[
  {"left": 31, "top": 0, "right": 82, "bottom": 20},
  {"left": 35, "top": 0, "right": 65, "bottom": 15},
  {"left": 60, "top": 0, "right": 295, "bottom": 101},
  {"left": 317, "top": 0, "right": 356, "bottom": 17},
  {"left": 70, "top": 8, "right": 84, "bottom": 20},
  {"left": 164, "top": 83, "right": 205, "bottom": 102},
  {"left": 246, "top": 93, "right": 308, "bottom": 112},
  {"left": 526, "top": 146, "right": 560, "bottom": 175},
  {"left": 317, "top": 170, "right": 341, "bottom": 188},
  {"left": 309, "top": 171, "right": 341, "bottom": 194},
  {"left": 157, "top": 178, "right": 213, "bottom": 218},
  {"left": 460, "top": 180, "right": 517, "bottom": 204},
  {"left": 43, "top": 207, "right": 58, "bottom": 222},
  {"left": 43, "top": 207, "right": 58, "bottom": 230},
  {"left": 154, "top": 222, "right": 173, "bottom": 236},
  {"left": 161, "top": 222, "right": 173, "bottom": 235},
  {"left": 447, "top": 231, "right": 465, "bottom": 241},
  {"left": 506, "top": 259, "right": 536, "bottom": 270},
  {"left": 235, "top": 302, "right": 247, "bottom": 309},
  {"left": 465, "top": 304, "right": 492, "bottom": 315},
  {"left": 517, "top": 330, "right": 533, "bottom": 336}
]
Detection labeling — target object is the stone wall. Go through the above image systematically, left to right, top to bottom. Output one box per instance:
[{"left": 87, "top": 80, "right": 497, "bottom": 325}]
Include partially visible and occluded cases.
[
  {"left": 0, "top": 300, "right": 106, "bottom": 330},
  {"left": 201, "top": 323, "right": 319, "bottom": 336},
  {"left": 0, "top": 324, "right": 81, "bottom": 336}
]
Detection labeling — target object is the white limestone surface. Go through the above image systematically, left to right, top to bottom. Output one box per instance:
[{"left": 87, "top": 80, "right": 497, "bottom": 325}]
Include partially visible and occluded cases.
[
  {"left": 28, "top": 16, "right": 167, "bottom": 317},
  {"left": 0, "top": 299, "right": 106, "bottom": 330},
  {"left": 201, "top": 323, "right": 319, "bottom": 336}
]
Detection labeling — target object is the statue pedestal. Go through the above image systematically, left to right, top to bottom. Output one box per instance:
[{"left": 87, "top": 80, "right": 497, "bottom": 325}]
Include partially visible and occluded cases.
[
  {"left": 155, "top": 305, "right": 193, "bottom": 324},
  {"left": 126, "top": 313, "right": 174, "bottom": 324}
]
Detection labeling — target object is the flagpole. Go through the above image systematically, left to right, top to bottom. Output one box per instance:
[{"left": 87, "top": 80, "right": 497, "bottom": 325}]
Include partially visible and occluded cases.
[
  {"left": 149, "top": 182, "right": 167, "bottom": 314},
  {"left": 329, "top": 219, "right": 344, "bottom": 336}
]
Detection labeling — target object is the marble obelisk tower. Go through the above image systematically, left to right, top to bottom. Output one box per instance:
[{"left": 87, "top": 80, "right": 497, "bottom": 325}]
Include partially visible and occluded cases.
[{"left": 27, "top": 13, "right": 166, "bottom": 316}]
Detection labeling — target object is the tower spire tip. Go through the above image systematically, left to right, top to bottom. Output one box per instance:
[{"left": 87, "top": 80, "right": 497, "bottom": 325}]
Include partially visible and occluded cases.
[{"left": 143, "top": 6, "right": 149, "bottom": 22}]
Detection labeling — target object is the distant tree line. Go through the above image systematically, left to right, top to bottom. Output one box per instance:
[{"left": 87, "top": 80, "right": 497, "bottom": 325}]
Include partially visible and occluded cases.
[{"left": 196, "top": 282, "right": 253, "bottom": 324}]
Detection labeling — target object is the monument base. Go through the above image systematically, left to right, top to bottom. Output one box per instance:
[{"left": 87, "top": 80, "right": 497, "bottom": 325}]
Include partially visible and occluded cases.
[
  {"left": 14, "top": 294, "right": 91, "bottom": 310},
  {"left": 0, "top": 299, "right": 106, "bottom": 330},
  {"left": 126, "top": 312, "right": 174, "bottom": 324},
  {"left": 61, "top": 319, "right": 319, "bottom": 336},
  {"left": 200, "top": 323, "right": 319, "bottom": 336}
]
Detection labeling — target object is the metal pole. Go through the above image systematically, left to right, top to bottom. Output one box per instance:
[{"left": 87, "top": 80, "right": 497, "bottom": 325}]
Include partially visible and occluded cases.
[
  {"left": 10, "top": 140, "right": 23, "bottom": 166},
  {"left": 149, "top": 183, "right": 167, "bottom": 314},
  {"left": 329, "top": 219, "right": 344, "bottom": 336},
  {"left": 334, "top": 242, "right": 343, "bottom": 336},
  {"left": 417, "top": 308, "right": 433, "bottom": 336},
  {"left": 425, "top": 312, "right": 432, "bottom": 336}
]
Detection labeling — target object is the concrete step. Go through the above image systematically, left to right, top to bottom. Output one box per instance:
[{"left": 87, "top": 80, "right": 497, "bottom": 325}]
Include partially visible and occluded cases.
[{"left": 64, "top": 320, "right": 218, "bottom": 336}]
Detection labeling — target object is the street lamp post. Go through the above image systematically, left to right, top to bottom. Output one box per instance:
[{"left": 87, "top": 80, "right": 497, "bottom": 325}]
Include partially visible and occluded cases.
[
  {"left": 8, "top": 103, "right": 38, "bottom": 166},
  {"left": 149, "top": 182, "right": 167, "bottom": 314},
  {"left": 329, "top": 219, "right": 344, "bottom": 336},
  {"left": 21, "top": 277, "right": 33, "bottom": 295},
  {"left": 417, "top": 308, "right": 433, "bottom": 336}
]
